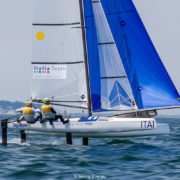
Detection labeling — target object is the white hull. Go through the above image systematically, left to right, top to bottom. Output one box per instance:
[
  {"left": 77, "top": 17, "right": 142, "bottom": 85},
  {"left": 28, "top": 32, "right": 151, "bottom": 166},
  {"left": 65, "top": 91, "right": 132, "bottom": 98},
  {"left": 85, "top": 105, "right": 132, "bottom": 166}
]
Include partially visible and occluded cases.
[{"left": 8, "top": 117, "right": 170, "bottom": 138}]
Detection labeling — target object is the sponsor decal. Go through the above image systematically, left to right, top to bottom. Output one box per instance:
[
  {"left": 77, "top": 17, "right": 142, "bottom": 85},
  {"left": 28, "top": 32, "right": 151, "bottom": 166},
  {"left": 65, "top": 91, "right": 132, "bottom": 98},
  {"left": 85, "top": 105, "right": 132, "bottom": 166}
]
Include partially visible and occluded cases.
[
  {"left": 36, "top": 32, "right": 45, "bottom": 40},
  {"left": 33, "top": 64, "right": 67, "bottom": 79},
  {"left": 81, "top": 94, "right": 85, "bottom": 100},
  {"left": 141, "top": 121, "right": 155, "bottom": 129},
  {"left": 73, "top": 122, "right": 93, "bottom": 126},
  {"left": 85, "top": 122, "right": 93, "bottom": 126},
  {"left": 13, "top": 123, "right": 30, "bottom": 128}
]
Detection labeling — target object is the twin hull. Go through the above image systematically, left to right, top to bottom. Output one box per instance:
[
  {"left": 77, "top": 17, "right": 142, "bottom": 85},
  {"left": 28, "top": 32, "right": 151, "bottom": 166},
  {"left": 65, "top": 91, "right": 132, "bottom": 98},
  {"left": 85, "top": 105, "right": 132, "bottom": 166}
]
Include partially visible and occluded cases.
[{"left": 8, "top": 117, "right": 170, "bottom": 137}]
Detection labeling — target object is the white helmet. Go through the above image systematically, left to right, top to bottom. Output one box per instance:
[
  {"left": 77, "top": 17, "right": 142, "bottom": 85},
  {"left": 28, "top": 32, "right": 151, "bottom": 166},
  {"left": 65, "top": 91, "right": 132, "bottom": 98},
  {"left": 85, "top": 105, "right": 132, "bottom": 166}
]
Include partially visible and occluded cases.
[
  {"left": 43, "top": 97, "right": 50, "bottom": 104},
  {"left": 25, "top": 100, "right": 33, "bottom": 106}
]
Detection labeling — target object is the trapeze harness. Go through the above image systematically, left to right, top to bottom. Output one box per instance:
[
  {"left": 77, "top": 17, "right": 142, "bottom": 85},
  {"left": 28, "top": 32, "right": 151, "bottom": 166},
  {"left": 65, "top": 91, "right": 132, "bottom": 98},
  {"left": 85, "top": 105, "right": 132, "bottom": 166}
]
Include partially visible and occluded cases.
[
  {"left": 41, "top": 105, "right": 55, "bottom": 119},
  {"left": 23, "top": 107, "right": 34, "bottom": 121}
]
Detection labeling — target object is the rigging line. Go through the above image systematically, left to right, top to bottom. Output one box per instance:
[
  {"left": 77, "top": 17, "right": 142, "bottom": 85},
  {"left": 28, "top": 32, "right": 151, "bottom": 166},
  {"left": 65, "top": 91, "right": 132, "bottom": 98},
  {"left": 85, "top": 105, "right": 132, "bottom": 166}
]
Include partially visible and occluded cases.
[
  {"left": 32, "top": 22, "right": 81, "bottom": 26},
  {"left": 71, "top": 26, "right": 88, "bottom": 29},
  {"left": 31, "top": 61, "right": 84, "bottom": 65},
  {"left": 32, "top": 93, "right": 87, "bottom": 102},
  {"left": 54, "top": 93, "right": 83, "bottom": 99},
  {"left": 33, "top": 99, "right": 87, "bottom": 103},
  {"left": 33, "top": 100, "right": 88, "bottom": 109},
  {"left": 52, "top": 101, "right": 87, "bottom": 103},
  {"left": 50, "top": 103, "right": 88, "bottom": 109},
  {"left": 102, "top": 105, "right": 180, "bottom": 114},
  {"left": 100, "top": 108, "right": 137, "bottom": 112}
]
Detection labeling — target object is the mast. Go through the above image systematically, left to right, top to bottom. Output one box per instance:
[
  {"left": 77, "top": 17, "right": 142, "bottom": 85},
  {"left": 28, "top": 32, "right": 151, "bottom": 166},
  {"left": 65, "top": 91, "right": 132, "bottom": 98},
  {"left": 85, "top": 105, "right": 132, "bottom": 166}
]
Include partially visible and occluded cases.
[{"left": 79, "top": 0, "right": 92, "bottom": 116}]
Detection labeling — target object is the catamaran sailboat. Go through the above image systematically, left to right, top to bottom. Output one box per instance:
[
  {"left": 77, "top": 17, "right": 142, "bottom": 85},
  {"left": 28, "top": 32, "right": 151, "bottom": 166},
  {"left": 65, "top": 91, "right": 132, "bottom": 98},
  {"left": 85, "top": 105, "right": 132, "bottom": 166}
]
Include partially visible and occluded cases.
[{"left": 8, "top": 0, "right": 180, "bottom": 137}]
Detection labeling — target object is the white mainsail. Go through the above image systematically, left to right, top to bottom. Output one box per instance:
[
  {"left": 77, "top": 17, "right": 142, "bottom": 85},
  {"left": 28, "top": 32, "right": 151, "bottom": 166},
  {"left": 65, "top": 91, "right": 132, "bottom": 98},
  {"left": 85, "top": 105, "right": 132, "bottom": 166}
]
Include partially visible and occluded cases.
[{"left": 31, "top": 0, "right": 89, "bottom": 110}]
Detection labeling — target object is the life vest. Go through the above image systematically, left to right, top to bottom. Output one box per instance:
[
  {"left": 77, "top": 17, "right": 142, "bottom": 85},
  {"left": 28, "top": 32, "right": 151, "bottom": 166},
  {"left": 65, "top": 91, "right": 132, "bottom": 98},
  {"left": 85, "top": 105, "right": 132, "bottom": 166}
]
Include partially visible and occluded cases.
[
  {"left": 41, "top": 105, "right": 55, "bottom": 119},
  {"left": 23, "top": 107, "right": 33, "bottom": 121}
]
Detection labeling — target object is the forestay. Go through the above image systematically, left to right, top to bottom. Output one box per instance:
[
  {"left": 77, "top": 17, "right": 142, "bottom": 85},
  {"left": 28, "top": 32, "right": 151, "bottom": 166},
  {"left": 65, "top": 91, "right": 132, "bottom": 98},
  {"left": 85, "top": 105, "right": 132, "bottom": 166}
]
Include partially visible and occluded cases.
[{"left": 31, "top": 0, "right": 88, "bottom": 109}]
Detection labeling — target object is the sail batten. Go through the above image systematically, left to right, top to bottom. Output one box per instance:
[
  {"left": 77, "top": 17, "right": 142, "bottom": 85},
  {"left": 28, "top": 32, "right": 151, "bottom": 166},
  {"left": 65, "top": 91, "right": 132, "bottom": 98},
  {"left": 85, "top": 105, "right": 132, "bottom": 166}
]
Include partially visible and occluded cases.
[
  {"left": 33, "top": 23, "right": 81, "bottom": 26},
  {"left": 98, "top": 42, "right": 115, "bottom": 45},
  {"left": 32, "top": 61, "right": 84, "bottom": 65},
  {"left": 101, "top": 76, "right": 127, "bottom": 79}
]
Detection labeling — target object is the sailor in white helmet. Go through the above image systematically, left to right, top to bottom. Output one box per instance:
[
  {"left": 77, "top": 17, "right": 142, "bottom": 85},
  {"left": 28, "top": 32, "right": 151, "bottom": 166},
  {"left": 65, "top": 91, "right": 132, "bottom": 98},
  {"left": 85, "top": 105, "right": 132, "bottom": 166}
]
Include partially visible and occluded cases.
[
  {"left": 41, "top": 97, "right": 69, "bottom": 125},
  {"left": 16, "top": 100, "right": 41, "bottom": 124}
]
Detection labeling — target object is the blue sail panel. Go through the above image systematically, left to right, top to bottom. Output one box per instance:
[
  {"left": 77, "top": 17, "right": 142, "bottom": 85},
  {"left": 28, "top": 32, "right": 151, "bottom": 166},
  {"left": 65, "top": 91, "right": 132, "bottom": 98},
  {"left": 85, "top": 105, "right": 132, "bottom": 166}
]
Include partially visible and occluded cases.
[
  {"left": 83, "top": 0, "right": 101, "bottom": 112},
  {"left": 84, "top": 0, "right": 137, "bottom": 112},
  {"left": 100, "top": 0, "right": 180, "bottom": 109},
  {"left": 92, "top": 1, "right": 136, "bottom": 111}
]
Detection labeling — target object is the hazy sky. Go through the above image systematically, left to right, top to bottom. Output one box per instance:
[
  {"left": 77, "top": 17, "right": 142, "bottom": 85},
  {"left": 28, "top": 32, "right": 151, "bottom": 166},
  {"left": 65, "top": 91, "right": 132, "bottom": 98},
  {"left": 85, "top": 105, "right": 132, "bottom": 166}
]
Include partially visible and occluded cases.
[{"left": 0, "top": 0, "right": 180, "bottom": 102}]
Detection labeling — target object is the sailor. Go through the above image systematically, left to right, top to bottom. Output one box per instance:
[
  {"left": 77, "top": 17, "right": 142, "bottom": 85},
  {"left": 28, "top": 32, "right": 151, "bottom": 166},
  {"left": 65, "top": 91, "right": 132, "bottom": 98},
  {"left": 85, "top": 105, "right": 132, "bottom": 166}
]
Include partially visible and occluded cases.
[
  {"left": 41, "top": 97, "right": 69, "bottom": 125},
  {"left": 16, "top": 100, "right": 41, "bottom": 124}
]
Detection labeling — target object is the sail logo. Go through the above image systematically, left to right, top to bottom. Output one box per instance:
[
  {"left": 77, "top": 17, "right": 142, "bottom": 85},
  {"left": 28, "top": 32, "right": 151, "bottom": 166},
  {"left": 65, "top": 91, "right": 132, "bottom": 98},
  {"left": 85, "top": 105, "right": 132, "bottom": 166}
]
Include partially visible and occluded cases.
[
  {"left": 32, "top": 64, "right": 67, "bottom": 79},
  {"left": 33, "top": 66, "right": 50, "bottom": 74},
  {"left": 109, "top": 81, "right": 132, "bottom": 107},
  {"left": 13, "top": 123, "right": 30, "bottom": 128}
]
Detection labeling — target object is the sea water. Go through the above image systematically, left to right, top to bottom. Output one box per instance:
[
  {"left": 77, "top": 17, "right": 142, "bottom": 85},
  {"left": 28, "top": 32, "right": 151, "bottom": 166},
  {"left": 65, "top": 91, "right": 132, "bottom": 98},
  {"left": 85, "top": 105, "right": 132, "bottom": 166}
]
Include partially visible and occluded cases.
[{"left": 0, "top": 116, "right": 180, "bottom": 180}]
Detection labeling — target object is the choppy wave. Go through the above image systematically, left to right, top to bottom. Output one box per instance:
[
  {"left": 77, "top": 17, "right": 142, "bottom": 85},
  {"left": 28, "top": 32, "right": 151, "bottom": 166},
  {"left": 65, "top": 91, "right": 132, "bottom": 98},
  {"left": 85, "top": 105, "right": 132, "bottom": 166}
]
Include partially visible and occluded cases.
[{"left": 0, "top": 116, "right": 180, "bottom": 179}]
